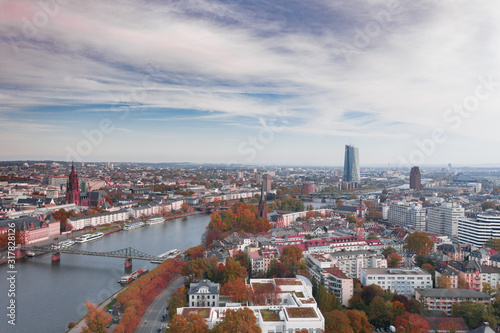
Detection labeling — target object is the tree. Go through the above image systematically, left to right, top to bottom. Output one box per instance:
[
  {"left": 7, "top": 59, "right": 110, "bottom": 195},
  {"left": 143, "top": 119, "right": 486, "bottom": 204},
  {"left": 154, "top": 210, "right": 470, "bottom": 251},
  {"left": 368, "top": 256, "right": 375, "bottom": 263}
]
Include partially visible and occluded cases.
[
  {"left": 337, "top": 199, "right": 344, "bottom": 207},
  {"left": 482, "top": 201, "right": 496, "bottom": 211},
  {"left": 181, "top": 202, "right": 190, "bottom": 213},
  {"left": 206, "top": 212, "right": 227, "bottom": 232},
  {"left": 346, "top": 214, "right": 356, "bottom": 224},
  {"left": 404, "top": 232, "right": 434, "bottom": 256},
  {"left": 485, "top": 238, "right": 500, "bottom": 252},
  {"left": 184, "top": 245, "right": 205, "bottom": 259},
  {"left": 279, "top": 245, "right": 303, "bottom": 273},
  {"left": 382, "top": 246, "right": 397, "bottom": 258},
  {"left": 388, "top": 253, "right": 402, "bottom": 268},
  {"left": 222, "top": 258, "right": 248, "bottom": 283},
  {"left": 267, "top": 259, "right": 289, "bottom": 278},
  {"left": 181, "top": 260, "right": 206, "bottom": 284},
  {"left": 421, "top": 263, "right": 435, "bottom": 277},
  {"left": 436, "top": 275, "right": 451, "bottom": 289},
  {"left": 457, "top": 277, "right": 470, "bottom": 289},
  {"left": 220, "top": 278, "right": 253, "bottom": 303},
  {"left": 482, "top": 282, "right": 496, "bottom": 296},
  {"left": 316, "top": 284, "right": 342, "bottom": 312},
  {"left": 361, "top": 284, "right": 384, "bottom": 305},
  {"left": 168, "top": 285, "right": 186, "bottom": 318},
  {"left": 392, "top": 294, "right": 410, "bottom": 311},
  {"left": 368, "top": 296, "right": 393, "bottom": 328},
  {"left": 409, "top": 297, "right": 427, "bottom": 316},
  {"left": 81, "top": 301, "right": 112, "bottom": 333},
  {"left": 393, "top": 301, "right": 406, "bottom": 318},
  {"left": 451, "top": 302, "right": 485, "bottom": 329},
  {"left": 211, "top": 308, "right": 261, "bottom": 333},
  {"left": 346, "top": 309, "right": 374, "bottom": 333},
  {"left": 325, "top": 310, "right": 353, "bottom": 333},
  {"left": 394, "top": 312, "right": 430, "bottom": 333},
  {"left": 169, "top": 313, "right": 208, "bottom": 333},
  {"left": 438, "top": 320, "right": 463, "bottom": 333}
]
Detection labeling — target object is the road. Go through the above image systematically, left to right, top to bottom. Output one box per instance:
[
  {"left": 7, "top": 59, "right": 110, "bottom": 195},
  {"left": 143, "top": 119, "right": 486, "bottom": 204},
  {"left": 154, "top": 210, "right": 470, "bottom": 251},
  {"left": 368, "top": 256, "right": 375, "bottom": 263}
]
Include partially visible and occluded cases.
[{"left": 135, "top": 276, "right": 185, "bottom": 333}]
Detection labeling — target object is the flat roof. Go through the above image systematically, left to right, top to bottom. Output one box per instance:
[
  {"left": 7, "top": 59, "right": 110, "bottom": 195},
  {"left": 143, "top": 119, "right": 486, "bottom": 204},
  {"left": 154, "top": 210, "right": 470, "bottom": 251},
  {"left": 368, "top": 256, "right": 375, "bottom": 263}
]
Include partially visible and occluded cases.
[
  {"left": 362, "top": 268, "right": 431, "bottom": 276},
  {"left": 416, "top": 288, "right": 492, "bottom": 298}
]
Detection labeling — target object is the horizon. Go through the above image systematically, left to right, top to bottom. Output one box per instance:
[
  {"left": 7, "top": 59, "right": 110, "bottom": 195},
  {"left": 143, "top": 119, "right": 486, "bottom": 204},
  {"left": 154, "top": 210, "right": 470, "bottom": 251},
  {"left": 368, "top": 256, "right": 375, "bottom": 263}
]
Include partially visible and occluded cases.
[{"left": 2, "top": 1, "right": 500, "bottom": 166}]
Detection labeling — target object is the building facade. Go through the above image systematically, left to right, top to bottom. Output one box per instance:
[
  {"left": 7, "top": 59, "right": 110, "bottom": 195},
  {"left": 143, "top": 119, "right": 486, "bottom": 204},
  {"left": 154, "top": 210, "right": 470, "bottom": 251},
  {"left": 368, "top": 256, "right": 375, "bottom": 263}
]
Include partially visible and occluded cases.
[
  {"left": 343, "top": 144, "right": 360, "bottom": 183},
  {"left": 409, "top": 166, "right": 421, "bottom": 190},
  {"left": 388, "top": 202, "right": 427, "bottom": 231},
  {"left": 427, "top": 202, "right": 465, "bottom": 239},
  {"left": 458, "top": 212, "right": 500, "bottom": 247},
  {"left": 360, "top": 267, "right": 432, "bottom": 296},
  {"left": 188, "top": 279, "right": 220, "bottom": 307},
  {"left": 415, "top": 288, "right": 493, "bottom": 315}
]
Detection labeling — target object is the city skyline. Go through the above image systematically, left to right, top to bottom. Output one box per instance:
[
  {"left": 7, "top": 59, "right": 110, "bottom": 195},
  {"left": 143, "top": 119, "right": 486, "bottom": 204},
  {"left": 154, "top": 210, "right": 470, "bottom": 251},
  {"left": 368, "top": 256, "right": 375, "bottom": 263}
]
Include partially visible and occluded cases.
[{"left": 2, "top": 1, "right": 500, "bottom": 166}]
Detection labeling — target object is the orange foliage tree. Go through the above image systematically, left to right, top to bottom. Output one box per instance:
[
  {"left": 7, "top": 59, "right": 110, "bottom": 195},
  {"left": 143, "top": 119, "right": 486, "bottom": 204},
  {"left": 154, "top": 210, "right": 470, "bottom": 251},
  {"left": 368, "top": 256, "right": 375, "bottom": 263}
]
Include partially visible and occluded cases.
[
  {"left": 184, "top": 245, "right": 205, "bottom": 260},
  {"left": 279, "top": 245, "right": 303, "bottom": 273},
  {"left": 222, "top": 258, "right": 248, "bottom": 283},
  {"left": 114, "top": 259, "right": 182, "bottom": 333},
  {"left": 181, "top": 260, "right": 207, "bottom": 284},
  {"left": 220, "top": 278, "right": 253, "bottom": 303},
  {"left": 81, "top": 301, "right": 112, "bottom": 333},
  {"left": 211, "top": 307, "right": 261, "bottom": 333},
  {"left": 324, "top": 310, "right": 353, "bottom": 333},
  {"left": 345, "top": 310, "right": 374, "bottom": 333},
  {"left": 394, "top": 312, "right": 430, "bottom": 333},
  {"left": 169, "top": 313, "right": 209, "bottom": 333},
  {"left": 438, "top": 320, "right": 462, "bottom": 333}
]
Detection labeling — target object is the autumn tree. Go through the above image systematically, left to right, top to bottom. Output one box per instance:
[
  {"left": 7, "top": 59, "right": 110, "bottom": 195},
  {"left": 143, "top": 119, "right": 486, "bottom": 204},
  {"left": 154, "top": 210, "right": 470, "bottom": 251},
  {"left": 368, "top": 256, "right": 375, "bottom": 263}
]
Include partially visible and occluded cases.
[
  {"left": 482, "top": 201, "right": 496, "bottom": 211},
  {"left": 181, "top": 202, "right": 190, "bottom": 213},
  {"left": 206, "top": 212, "right": 227, "bottom": 232},
  {"left": 346, "top": 214, "right": 356, "bottom": 224},
  {"left": 404, "top": 232, "right": 434, "bottom": 256},
  {"left": 485, "top": 238, "right": 500, "bottom": 252},
  {"left": 184, "top": 245, "right": 205, "bottom": 259},
  {"left": 279, "top": 245, "right": 303, "bottom": 273},
  {"left": 382, "top": 246, "right": 397, "bottom": 258},
  {"left": 388, "top": 252, "right": 402, "bottom": 268},
  {"left": 220, "top": 258, "right": 247, "bottom": 282},
  {"left": 267, "top": 259, "right": 289, "bottom": 278},
  {"left": 181, "top": 260, "right": 207, "bottom": 284},
  {"left": 421, "top": 263, "right": 435, "bottom": 279},
  {"left": 436, "top": 275, "right": 451, "bottom": 289},
  {"left": 457, "top": 277, "right": 470, "bottom": 289},
  {"left": 220, "top": 278, "right": 253, "bottom": 303},
  {"left": 482, "top": 282, "right": 496, "bottom": 296},
  {"left": 361, "top": 284, "right": 384, "bottom": 305},
  {"left": 167, "top": 285, "right": 187, "bottom": 318},
  {"left": 392, "top": 294, "right": 410, "bottom": 311},
  {"left": 81, "top": 301, "right": 112, "bottom": 333},
  {"left": 393, "top": 301, "right": 406, "bottom": 318},
  {"left": 211, "top": 307, "right": 261, "bottom": 333},
  {"left": 345, "top": 309, "right": 374, "bottom": 333},
  {"left": 324, "top": 310, "right": 353, "bottom": 333},
  {"left": 394, "top": 312, "right": 430, "bottom": 333},
  {"left": 169, "top": 313, "right": 208, "bottom": 333},
  {"left": 438, "top": 320, "right": 463, "bottom": 333}
]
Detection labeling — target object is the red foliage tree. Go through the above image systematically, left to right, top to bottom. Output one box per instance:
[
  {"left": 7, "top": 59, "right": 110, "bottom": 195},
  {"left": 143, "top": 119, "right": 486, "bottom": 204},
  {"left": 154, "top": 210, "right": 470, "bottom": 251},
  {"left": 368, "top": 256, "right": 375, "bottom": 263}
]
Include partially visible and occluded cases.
[{"left": 394, "top": 313, "right": 430, "bottom": 333}]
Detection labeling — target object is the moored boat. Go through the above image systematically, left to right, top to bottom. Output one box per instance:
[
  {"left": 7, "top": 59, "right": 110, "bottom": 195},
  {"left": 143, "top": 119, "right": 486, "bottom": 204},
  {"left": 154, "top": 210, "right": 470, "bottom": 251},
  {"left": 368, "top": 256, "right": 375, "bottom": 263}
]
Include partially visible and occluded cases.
[
  {"left": 146, "top": 217, "right": 165, "bottom": 225},
  {"left": 123, "top": 221, "right": 145, "bottom": 230},
  {"left": 75, "top": 232, "right": 105, "bottom": 243}
]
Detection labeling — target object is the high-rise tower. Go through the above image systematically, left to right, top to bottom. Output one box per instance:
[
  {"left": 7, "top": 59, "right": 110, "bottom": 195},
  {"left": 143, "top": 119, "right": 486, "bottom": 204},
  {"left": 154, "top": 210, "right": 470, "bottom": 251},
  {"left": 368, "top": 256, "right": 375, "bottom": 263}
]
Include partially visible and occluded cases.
[
  {"left": 343, "top": 144, "right": 360, "bottom": 183},
  {"left": 66, "top": 162, "right": 81, "bottom": 206},
  {"left": 410, "top": 166, "right": 421, "bottom": 190},
  {"left": 258, "top": 182, "right": 268, "bottom": 219}
]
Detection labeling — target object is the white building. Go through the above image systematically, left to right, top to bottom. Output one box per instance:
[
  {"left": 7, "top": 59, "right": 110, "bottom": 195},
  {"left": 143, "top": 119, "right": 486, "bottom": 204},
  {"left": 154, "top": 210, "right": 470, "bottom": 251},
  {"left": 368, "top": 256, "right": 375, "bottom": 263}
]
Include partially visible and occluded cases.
[
  {"left": 388, "top": 202, "right": 426, "bottom": 231},
  {"left": 427, "top": 202, "right": 464, "bottom": 239},
  {"left": 458, "top": 212, "right": 500, "bottom": 247},
  {"left": 360, "top": 267, "right": 432, "bottom": 296},
  {"left": 177, "top": 277, "right": 325, "bottom": 333},
  {"left": 188, "top": 279, "right": 220, "bottom": 307}
]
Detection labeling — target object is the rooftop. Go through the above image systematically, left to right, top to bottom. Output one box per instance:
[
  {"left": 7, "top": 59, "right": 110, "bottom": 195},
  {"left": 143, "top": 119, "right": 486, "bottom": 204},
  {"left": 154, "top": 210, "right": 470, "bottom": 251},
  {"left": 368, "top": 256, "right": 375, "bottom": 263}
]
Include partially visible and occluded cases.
[{"left": 416, "top": 288, "right": 492, "bottom": 299}]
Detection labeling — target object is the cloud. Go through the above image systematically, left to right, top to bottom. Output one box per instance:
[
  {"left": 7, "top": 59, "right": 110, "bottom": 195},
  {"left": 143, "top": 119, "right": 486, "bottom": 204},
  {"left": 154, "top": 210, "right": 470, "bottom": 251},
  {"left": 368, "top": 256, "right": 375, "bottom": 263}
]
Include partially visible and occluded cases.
[{"left": 1, "top": 0, "right": 500, "bottom": 164}]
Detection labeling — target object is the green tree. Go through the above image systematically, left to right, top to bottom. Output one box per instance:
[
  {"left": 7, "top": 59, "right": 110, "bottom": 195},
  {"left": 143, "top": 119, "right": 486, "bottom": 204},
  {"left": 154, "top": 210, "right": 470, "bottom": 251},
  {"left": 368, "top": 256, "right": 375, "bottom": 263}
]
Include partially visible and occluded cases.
[
  {"left": 346, "top": 214, "right": 356, "bottom": 224},
  {"left": 368, "top": 296, "right": 393, "bottom": 328},
  {"left": 451, "top": 301, "right": 485, "bottom": 329}
]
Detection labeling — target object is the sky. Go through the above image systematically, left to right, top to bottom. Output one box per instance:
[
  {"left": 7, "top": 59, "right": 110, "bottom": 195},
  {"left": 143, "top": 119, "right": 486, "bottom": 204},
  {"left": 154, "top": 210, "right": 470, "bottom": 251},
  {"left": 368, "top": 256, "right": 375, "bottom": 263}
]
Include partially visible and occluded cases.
[{"left": 1, "top": 0, "right": 500, "bottom": 167}]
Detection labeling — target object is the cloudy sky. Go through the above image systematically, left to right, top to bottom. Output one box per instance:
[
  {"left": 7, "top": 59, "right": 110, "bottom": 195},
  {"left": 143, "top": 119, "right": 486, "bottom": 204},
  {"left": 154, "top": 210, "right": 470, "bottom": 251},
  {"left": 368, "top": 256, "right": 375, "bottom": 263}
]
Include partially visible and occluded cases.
[{"left": 1, "top": 0, "right": 500, "bottom": 167}]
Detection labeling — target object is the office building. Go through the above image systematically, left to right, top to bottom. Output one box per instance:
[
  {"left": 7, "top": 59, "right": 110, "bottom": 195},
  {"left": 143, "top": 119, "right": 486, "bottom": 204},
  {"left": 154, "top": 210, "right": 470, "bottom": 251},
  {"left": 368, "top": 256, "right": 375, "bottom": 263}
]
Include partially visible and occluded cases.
[
  {"left": 343, "top": 145, "right": 360, "bottom": 183},
  {"left": 409, "top": 166, "right": 421, "bottom": 190},
  {"left": 263, "top": 174, "right": 272, "bottom": 193},
  {"left": 388, "top": 202, "right": 427, "bottom": 231},
  {"left": 427, "top": 202, "right": 464, "bottom": 239},
  {"left": 458, "top": 212, "right": 500, "bottom": 247},
  {"left": 360, "top": 267, "right": 432, "bottom": 296}
]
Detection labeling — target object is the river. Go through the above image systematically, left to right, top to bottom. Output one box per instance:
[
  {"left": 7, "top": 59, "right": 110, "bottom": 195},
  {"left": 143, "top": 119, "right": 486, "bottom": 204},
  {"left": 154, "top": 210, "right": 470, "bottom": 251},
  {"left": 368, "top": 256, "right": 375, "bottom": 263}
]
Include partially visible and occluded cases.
[{"left": 1, "top": 213, "right": 210, "bottom": 333}]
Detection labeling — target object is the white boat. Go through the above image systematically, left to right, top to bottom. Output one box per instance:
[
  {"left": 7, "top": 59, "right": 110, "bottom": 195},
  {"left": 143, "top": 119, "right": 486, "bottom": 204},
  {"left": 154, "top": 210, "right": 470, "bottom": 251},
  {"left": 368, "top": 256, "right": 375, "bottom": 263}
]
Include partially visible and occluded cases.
[
  {"left": 146, "top": 217, "right": 165, "bottom": 225},
  {"left": 123, "top": 222, "right": 145, "bottom": 231},
  {"left": 75, "top": 232, "right": 105, "bottom": 243},
  {"left": 52, "top": 239, "right": 75, "bottom": 249},
  {"left": 151, "top": 249, "right": 181, "bottom": 264},
  {"left": 26, "top": 252, "right": 36, "bottom": 257}
]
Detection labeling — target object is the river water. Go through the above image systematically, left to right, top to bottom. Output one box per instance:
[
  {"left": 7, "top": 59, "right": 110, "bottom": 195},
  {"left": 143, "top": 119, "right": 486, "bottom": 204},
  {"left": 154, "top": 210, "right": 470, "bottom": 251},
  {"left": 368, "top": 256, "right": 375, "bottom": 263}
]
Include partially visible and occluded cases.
[{"left": 1, "top": 214, "right": 210, "bottom": 333}]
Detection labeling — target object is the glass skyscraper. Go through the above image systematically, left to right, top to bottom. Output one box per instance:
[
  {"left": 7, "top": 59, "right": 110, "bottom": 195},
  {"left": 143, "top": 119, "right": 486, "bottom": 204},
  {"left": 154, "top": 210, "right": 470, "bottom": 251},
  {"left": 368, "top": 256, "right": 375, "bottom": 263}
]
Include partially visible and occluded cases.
[{"left": 343, "top": 144, "right": 360, "bottom": 183}]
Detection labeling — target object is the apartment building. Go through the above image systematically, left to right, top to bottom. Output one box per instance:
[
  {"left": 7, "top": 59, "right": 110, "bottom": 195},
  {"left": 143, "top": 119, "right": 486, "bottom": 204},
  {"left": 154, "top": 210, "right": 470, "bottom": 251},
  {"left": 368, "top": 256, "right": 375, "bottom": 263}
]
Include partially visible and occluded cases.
[{"left": 360, "top": 267, "right": 432, "bottom": 296}]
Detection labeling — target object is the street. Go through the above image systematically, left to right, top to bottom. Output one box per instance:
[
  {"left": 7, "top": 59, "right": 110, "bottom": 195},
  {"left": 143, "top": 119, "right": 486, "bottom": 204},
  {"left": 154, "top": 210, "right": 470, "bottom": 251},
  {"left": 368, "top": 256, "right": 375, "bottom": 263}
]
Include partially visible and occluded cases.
[{"left": 135, "top": 276, "right": 185, "bottom": 333}]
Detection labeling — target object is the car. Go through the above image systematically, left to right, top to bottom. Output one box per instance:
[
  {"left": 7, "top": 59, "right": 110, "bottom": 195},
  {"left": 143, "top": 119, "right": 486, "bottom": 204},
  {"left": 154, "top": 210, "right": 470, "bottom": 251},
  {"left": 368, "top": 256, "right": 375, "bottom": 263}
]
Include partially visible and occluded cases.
[{"left": 157, "top": 328, "right": 162, "bottom": 332}]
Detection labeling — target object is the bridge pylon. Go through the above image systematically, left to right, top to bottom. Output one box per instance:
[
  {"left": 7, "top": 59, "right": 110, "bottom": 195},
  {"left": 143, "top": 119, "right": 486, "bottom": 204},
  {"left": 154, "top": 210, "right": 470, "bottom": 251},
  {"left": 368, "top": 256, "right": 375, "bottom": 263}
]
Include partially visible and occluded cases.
[{"left": 125, "top": 258, "right": 132, "bottom": 268}]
